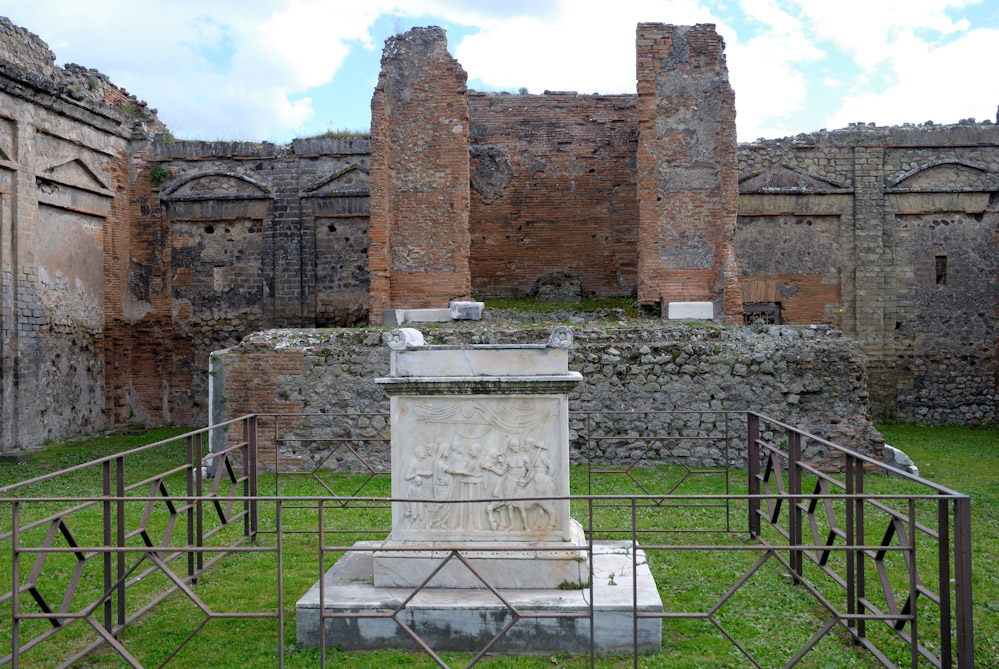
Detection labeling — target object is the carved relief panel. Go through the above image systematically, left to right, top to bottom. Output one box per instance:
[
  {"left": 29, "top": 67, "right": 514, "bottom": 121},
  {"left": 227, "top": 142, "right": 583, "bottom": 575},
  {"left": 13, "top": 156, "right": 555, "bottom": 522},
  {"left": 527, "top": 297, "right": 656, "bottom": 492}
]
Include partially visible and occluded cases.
[{"left": 391, "top": 395, "right": 570, "bottom": 541}]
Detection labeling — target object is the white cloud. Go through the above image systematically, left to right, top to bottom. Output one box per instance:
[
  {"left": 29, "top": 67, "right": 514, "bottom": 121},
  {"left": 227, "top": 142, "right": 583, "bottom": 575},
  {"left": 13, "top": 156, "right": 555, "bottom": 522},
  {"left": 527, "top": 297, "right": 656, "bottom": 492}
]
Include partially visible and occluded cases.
[
  {"left": 3, "top": 0, "right": 398, "bottom": 139},
  {"left": 4, "top": 0, "right": 992, "bottom": 141},
  {"left": 450, "top": 0, "right": 719, "bottom": 94},
  {"left": 726, "top": 0, "right": 825, "bottom": 139},
  {"left": 793, "top": 0, "right": 975, "bottom": 71},
  {"left": 827, "top": 26, "right": 999, "bottom": 128}
]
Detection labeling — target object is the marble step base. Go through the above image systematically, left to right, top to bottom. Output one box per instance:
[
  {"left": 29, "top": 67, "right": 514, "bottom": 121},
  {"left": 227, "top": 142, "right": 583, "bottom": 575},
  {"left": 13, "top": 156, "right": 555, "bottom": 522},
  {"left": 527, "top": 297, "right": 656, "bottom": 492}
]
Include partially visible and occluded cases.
[
  {"left": 373, "top": 520, "right": 589, "bottom": 589},
  {"left": 296, "top": 541, "right": 663, "bottom": 655}
]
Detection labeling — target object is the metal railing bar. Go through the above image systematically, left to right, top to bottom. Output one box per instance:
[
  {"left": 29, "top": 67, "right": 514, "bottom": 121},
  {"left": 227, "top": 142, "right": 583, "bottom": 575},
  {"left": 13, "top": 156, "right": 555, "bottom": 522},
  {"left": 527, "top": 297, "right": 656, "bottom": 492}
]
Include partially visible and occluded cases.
[
  {"left": 752, "top": 411, "right": 964, "bottom": 496},
  {"left": 0, "top": 419, "right": 250, "bottom": 494},
  {"left": 584, "top": 435, "right": 728, "bottom": 441},
  {"left": 274, "top": 437, "right": 389, "bottom": 443},
  {"left": 796, "top": 461, "right": 847, "bottom": 489},
  {"left": 2, "top": 492, "right": 967, "bottom": 503},
  {"left": 863, "top": 498, "right": 940, "bottom": 540},
  {"left": 6, "top": 535, "right": 249, "bottom": 669},
  {"left": 15, "top": 545, "right": 277, "bottom": 554}
]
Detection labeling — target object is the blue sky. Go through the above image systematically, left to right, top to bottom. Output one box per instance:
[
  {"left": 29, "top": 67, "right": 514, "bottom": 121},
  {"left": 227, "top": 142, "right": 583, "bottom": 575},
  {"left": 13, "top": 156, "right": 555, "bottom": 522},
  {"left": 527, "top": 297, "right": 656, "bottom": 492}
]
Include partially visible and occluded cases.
[{"left": 5, "top": 0, "right": 998, "bottom": 142}]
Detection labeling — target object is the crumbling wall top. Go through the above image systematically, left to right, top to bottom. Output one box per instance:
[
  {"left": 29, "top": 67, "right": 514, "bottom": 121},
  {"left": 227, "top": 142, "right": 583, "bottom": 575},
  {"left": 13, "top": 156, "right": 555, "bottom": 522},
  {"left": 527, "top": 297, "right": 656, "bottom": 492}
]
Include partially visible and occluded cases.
[{"left": 0, "top": 16, "right": 163, "bottom": 134}]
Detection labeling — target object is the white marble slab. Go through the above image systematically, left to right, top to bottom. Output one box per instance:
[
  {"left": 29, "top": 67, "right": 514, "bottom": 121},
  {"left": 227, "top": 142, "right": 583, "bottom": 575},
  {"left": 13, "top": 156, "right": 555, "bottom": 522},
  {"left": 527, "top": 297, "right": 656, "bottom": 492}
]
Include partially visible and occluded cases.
[{"left": 667, "top": 301, "right": 715, "bottom": 319}]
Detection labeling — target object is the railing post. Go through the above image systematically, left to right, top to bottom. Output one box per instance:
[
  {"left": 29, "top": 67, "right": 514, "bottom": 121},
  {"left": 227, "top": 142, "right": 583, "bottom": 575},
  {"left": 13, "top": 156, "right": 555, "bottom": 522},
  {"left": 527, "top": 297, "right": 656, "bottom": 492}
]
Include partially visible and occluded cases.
[
  {"left": 724, "top": 412, "right": 731, "bottom": 533},
  {"left": 747, "top": 413, "right": 760, "bottom": 538},
  {"left": 249, "top": 415, "right": 258, "bottom": 541},
  {"left": 242, "top": 418, "right": 250, "bottom": 539},
  {"left": 787, "top": 428, "right": 802, "bottom": 578},
  {"left": 196, "top": 432, "right": 204, "bottom": 575},
  {"left": 186, "top": 435, "right": 195, "bottom": 580},
  {"left": 845, "top": 454, "right": 855, "bottom": 637},
  {"left": 116, "top": 456, "right": 125, "bottom": 627},
  {"left": 855, "top": 457, "right": 866, "bottom": 639},
  {"left": 102, "top": 460, "right": 113, "bottom": 632},
  {"left": 938, "top": 495, "right": 952, "bottom": 666},
  {"left": 631, "top": 496, "right": 638, "bottom": 669},
  {"left": 954, "top": 496, "right": 974, "bottom": 668},
  {"left": 589, "top": 497, "right": 595, "bottom": 666},
  {"left": 276, "top": 499, "right": 284, "bottom": 669},
  {"left": 318, "top": 499, "right": 325, "bottom": 667},
  {"left": 908, "top": 499, "right": 919, "bottom": 668},
  {"left": 11, "top": 501, "right": 20, "bottom": 669}
]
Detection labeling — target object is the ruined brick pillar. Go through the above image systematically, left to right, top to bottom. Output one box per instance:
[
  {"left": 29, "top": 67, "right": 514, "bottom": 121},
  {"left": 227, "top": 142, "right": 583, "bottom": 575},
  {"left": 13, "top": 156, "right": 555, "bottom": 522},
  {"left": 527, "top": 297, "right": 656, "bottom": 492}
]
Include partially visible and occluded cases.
[
  {"left": 636, "top": 24, "right": 742, "bottom": 323},
  {"left": 368, "top": 27, "right": 471, "bottom": 323}
]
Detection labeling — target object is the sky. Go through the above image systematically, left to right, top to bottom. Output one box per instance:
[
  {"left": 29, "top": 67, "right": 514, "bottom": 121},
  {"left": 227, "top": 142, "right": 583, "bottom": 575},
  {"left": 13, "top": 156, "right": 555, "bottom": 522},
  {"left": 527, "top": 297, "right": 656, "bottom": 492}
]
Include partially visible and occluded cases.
[{"left": 4, "top": 0, "right": 998, "bottom": 143}]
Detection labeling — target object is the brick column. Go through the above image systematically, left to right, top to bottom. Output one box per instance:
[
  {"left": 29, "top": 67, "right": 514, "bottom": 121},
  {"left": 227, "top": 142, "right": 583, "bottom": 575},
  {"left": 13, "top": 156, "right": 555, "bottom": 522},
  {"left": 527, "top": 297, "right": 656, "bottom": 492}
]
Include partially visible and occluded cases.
[
  {"left": 636, "top": 24, "right": 741, "bottom": 322},
  {"left": 368, "top": 27, "right": 471, "bottom": 323},
  {"left": 852, "top": 146, "right": 892, "bottom": 416}
]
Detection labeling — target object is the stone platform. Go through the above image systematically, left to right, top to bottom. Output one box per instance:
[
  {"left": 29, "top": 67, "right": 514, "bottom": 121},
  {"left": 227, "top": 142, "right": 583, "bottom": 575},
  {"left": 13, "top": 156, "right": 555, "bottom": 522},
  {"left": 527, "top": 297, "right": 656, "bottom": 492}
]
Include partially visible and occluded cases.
[
  {"left": 373, "top": 521, "right": 590, "bottom": 589},
  {"left": 296, "top": 541, "right": 663, "bottom": 654}
]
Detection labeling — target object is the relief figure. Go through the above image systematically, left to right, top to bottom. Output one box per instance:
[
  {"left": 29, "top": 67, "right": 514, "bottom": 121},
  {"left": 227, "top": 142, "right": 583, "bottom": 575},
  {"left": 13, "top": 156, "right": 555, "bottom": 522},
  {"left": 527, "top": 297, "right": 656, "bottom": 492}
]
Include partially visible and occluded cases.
[
  {"left": 485, "top": 438, "right": 558, "bottom": 532},
  {"left": 402, "top": 444, "right": 434, "bottom": 529}
]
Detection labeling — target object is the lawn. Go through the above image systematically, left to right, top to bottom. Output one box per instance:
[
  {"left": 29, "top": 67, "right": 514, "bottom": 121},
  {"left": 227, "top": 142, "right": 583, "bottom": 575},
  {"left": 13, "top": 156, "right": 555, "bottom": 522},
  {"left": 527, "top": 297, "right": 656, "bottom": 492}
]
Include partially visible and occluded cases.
[{"left": 1, "top": 423, "right": 995, "bottom": 667}]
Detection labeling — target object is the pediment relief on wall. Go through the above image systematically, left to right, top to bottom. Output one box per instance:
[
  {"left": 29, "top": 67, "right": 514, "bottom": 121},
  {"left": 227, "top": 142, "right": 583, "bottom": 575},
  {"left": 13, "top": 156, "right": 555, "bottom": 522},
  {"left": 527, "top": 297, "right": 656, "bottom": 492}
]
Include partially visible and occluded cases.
[
  {"left": 35, "top": 157, "right": 113, "bottom": 196},
  {"left": 887, "top": 160, "right": 996, "bottom": 191},
  {"left": 300, "top": 163, "right": 370, "bottom": 198},
  {"left": 739, "top": 164, "right": 851, "bottom": 193},
  {"left": 159, "top": 171, "right": 274, "bottom": 202}
]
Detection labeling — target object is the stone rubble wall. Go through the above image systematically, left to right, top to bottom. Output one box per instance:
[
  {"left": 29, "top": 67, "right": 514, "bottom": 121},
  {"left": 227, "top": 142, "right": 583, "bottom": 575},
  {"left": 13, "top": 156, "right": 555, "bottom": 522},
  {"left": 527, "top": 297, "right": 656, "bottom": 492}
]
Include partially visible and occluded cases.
[
  {"left": 0, "top": 17, "right": 162, "bottom": 130},
  {"left": 738, "top": 122, "right": 999, "bottom": 423},
  {"left": 212, "top": 325, "right": 882, "bottom": 472}
]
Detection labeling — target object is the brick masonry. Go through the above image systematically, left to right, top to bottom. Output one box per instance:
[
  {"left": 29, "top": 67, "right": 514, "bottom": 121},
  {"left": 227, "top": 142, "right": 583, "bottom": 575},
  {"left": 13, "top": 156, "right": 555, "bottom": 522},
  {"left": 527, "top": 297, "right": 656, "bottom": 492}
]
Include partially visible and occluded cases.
[
  {"left": 1, "top": 17, "right": 997, "bottom": 453},
  {"left": 0, "top": 23, "right": 143, "bottom": 450},
  {"left": 636, "top": 24, "right": 742, "bottom": 322},
  {"left": 368, "top": 27, "right": 471, "bottom": 321},
  {"left": 467, "top": 92, "right": 638, "bottom": 297}
]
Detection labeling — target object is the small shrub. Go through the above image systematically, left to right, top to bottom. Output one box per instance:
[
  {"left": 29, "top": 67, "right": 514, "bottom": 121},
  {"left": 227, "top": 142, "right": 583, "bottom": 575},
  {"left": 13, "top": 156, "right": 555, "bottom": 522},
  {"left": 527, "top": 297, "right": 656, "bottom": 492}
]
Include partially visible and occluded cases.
[{"left": 149, "top": 165, "right": 167, "bottom": 186}]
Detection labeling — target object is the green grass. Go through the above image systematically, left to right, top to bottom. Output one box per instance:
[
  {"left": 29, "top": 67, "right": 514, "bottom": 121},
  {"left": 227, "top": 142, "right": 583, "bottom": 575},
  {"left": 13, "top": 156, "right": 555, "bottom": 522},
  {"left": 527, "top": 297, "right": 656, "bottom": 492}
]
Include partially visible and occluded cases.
[
  {"left": 307, "top": 127, "right": 370, "bottom": 139},
  {"left": 479, "top": 296, "right": 642, "bottom": 319},
  {"left": 1, "top": 423, "right": 996, "bottom": 667}
]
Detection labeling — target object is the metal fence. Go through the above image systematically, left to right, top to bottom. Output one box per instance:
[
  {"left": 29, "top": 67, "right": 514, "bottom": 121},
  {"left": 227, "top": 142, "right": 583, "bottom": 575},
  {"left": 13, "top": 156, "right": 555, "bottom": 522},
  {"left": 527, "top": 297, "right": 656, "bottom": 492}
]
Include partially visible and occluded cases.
[{"left": 0, "top": 411, "right": 974, "bottom": 667}]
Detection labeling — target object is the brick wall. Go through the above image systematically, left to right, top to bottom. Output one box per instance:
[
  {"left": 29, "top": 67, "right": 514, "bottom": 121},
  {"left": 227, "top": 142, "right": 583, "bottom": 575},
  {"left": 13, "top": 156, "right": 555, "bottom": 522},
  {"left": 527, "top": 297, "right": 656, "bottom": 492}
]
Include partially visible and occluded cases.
[
  {"left": 636, "top": 24, "right": 741, "bottom": 322},
  {"left": 368, "top": 27, "right": 471, "bottom": 321},
  {"left": 0, "top": 51, "right": 135, "bottom": 450},
  {"left": 466, "top": 92, "right": 638, "bottom": 297},
  {"left": 115, "top": 138, "right": 372, "bottom": 426}
]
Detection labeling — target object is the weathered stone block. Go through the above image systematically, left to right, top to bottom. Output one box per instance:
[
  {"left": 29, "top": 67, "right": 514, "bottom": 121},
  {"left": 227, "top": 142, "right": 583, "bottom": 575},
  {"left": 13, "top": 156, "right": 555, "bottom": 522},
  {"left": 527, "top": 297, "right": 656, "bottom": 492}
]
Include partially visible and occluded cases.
[{"left": 449, "top": 300, "right": 484, "bottom": 320}]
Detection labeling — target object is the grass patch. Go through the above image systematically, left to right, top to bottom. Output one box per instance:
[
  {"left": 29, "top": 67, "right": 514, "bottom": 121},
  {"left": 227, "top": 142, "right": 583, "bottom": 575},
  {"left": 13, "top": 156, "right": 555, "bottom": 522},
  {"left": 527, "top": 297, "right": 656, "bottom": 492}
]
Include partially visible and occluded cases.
[
  {"left": 307, "top": 127, "right": 369, "bottom": 139},
  {"left": 480, "top": 295, "right": 641, "bottom": 319},
  {"left": 0, "top": 424, "right": 995, "bottom": 666}
]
